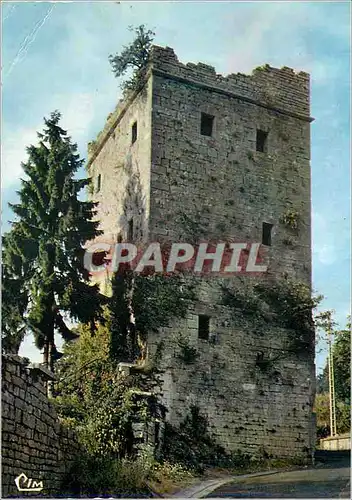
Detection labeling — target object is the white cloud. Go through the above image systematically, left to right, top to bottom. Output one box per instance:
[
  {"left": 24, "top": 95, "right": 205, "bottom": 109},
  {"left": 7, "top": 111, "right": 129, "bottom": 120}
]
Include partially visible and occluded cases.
[
  {"left": 224, "top": 1, "right": 348, "bottom": 86},
  {"left": 1, "top": 92, "right": 103, "bottom": 190},
  {"left": 53, "top": 92, "right": 97, "bottom": 139},
  {"left": 1, "top": 126, "right": 39, "bottom": 190},
  {"left": 312, "top": 212, "right": 338, "bottom": 266}
]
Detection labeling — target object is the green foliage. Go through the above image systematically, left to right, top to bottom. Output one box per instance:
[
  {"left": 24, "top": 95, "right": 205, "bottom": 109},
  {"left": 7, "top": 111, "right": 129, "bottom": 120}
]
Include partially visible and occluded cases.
[
  {"left": 109, "top": 25, "right": 155, "bottom": 95},
  {"left": 255, "top": 64, "right": 270, "bottom": 72},
  {"left": 3, "top": 112, "right": 105, "bottom": 365},
  {"left": 281, "top": 209, "right": 299, "bottom": 230},
  {"left": 176, "top": 211, "right": 208, "bottom": 243},
  {"left": 1, "top": 235, "right": 28, "bottom": 353},
  {"left": 55, "top": 260, "right": 196, "bottom": 461},
  {"left": 109, "top": 270, "right": 134, "bottom": 361},
  {"left": 109, "top": 271, "right": 196, "bottom": 362},
  {"left": 133, "top": 274, "right": 195, "bottom": 336},
  {"left": 222, "top": 277, "right": 322, "bottom": 354},
  {"left": 222, "top": 279, "right": 264, "bottom": 319},
  {"left": 256, "top": 279, "right": 321, "bottom": 349},
  {"left": 315, "top": 309, "right": 337, "bottom": 335},
  {"left": 54, "top": 312, "right": 162, "bottom": 459},
  {"left": 314, "top": 313, "right": 350, "bottom": 437},
  {"left": 315, "top": 313, "right": 350, "bottom": 403},
  {"left": 315, "top": 313, "right": 350, "bottom": 437},
  {"left": 54, "top": 316, "right": 111, "bottom": 401},
  {"left": 332, "top": 319, "right": 351, "bottom": 403},
  {"left": 175, "top": 333, "right": 200, "bottom": 365},
  {"left": 153, "top": 340, "right": 165, "bottom": 365},
  {"left": 316, "top": 368, "right": 329, "bottom": 394},
  {"left": 78, "top": 389, "right": 148, "bottom": 458},
  {"left": 315, "top": 393, "right": 350, "bottom": 438},
  {"left": 162, "top": 406, "right": 250, "bottom": 473},
  {"left": 62, "top": 448, "right": 195, "bottom": 498},
  {"left": 62, "top": 454, "right": 154, "bottom": 497}
]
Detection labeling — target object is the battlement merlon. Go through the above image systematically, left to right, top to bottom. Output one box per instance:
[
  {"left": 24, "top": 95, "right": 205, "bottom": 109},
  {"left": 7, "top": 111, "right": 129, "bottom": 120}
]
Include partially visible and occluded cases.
[
  {"left": 87, "top": 45, "right": 313, "bottom": 169},
  {"left": 150, "top": 45, "right": 312, "bottom": 121}
]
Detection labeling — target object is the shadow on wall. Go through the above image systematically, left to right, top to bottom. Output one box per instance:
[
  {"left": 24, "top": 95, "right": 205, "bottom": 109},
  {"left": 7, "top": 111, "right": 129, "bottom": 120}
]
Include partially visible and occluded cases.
[{"left": 118, "top": 156, "right": 147, "bottom": 244}]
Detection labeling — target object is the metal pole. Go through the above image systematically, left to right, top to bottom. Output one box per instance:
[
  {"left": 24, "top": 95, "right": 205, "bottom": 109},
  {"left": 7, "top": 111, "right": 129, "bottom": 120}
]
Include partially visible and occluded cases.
[{"left": 327, "top": 332, "right": 337, "bottom": 436}]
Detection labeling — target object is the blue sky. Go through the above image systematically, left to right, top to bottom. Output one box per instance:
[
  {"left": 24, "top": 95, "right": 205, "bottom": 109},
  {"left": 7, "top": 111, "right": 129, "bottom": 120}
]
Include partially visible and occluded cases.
[{"left": 2, "top": 1, "right": 350, "bottom": 370}]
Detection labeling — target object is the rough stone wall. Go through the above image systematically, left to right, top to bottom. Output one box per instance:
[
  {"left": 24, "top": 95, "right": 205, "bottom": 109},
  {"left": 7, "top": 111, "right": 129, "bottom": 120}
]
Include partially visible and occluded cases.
[
  {"left": 87, "top": 46, "right": 315, "bottom": 461},
  {"left": 146, "top": 47, "right": 314, "bottom": 460},
  {"left": 149, "top": 47, "right": 311, "bottom": 282},
  {"left": 87, "top": 79, "right": 153, "bottom": 246},
  {"left": 148, "top": 310, "right": 315, "bottom": 460},
  {"left": 1, "top": 355, "right": 80, "bottom": 497}
]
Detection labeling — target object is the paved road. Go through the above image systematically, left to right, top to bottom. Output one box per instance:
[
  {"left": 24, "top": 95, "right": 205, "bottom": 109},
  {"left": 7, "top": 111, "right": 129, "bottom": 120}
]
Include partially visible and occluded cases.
[{"left": 206, "top": 451, "right": 351, "bottom": 498}]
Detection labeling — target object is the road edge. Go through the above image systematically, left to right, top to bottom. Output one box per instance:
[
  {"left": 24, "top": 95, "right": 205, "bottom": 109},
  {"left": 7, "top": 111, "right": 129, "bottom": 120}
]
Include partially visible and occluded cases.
[{"left": 170, "top": 469, "right": 286, "bottom": 498}]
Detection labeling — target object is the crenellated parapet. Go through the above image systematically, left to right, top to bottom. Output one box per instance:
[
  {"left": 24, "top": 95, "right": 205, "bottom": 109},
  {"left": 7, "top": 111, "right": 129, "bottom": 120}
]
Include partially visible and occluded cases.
[{"left": 149, "top": 45, "right": 311, "bottom": 120}]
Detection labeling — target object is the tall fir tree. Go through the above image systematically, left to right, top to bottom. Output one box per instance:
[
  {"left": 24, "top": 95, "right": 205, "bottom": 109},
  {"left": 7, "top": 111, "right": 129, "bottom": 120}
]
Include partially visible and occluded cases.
[
  {"left": 3, "top": 111, "right": 105, "bottom": 369},
  {"left": 2, "top": 231, "right": 29, "bottom": 354}
]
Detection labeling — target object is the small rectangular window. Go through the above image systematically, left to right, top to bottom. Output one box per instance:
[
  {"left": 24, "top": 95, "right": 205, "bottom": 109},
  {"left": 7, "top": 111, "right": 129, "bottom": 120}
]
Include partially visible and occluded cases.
[
  {"left": 200, "top": 113, "right": 214, "bottom": 137},
  {"left": 132, "top": 121, "right": 137, "bottom": 144},
  {"left": 256, "top": 129, "right": 268, "bottom": 152},
  {"left": 96, "top": 174, "right": 101, "bottom": 193},
  {"left": 128, "top": 219, "right": 134, "bottom": 241},
  {"left": 262, "top": 222, "right": 273, "bottom": 246},
  {"left": 198, "top": 315, "right": 210, "bottom": 340}
]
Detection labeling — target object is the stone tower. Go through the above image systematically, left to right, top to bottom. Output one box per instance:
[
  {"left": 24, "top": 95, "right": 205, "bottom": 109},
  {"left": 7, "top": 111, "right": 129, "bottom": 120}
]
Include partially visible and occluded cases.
[{"left": 87, "top": 46, "right": 315, "bottom": 461}]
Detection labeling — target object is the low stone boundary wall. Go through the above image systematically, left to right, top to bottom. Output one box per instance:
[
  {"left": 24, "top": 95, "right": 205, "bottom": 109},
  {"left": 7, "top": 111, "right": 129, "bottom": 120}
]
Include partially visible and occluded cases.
[
  {"left": 1, "top": 354, "right": 80, "bottom": 497},
  {"left": 320, "top": 433, "right": 351, "bottom": 451}
]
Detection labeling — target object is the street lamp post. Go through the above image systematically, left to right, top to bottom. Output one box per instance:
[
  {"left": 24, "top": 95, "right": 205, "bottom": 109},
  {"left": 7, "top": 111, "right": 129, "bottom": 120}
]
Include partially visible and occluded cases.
[{"left": 327, "top": 331, "right": 337, "bottom": 437}]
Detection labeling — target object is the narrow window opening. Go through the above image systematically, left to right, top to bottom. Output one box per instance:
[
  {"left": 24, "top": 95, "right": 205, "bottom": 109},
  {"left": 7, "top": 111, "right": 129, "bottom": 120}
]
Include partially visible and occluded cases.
[
  {"left": 200, "top": 113, "right": 214, "bottom": 137},
  {"left": 132, "top": 121, "right": 137, "bottom": 144},
  {"left": 256, "top": 129, "right": 268, "bottom": 152},
  {"left": 96, "top": 174, "right": 101, "bottom": 193},
  {"left": 128, "top": 219, "right": 134, "bottom": 241},
  {"left": 262, "top": 222, "right": 273, "bottom": 246},
  {"left": 198, "top": 315, "right": 210, "bottom": 340}
]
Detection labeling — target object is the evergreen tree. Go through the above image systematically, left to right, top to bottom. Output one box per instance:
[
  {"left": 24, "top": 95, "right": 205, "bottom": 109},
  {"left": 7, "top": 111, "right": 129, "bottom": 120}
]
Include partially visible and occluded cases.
[
  {"left": 109, "top": 24, "right": 155, "bottom": 94},
  {"left": 3, "top": 111, "right": 105, "bottom": 369},
  {"left": 1, "top": 231, "right": 29, "bottom": 354},
  {"left": 109, "top": 269, "right": 196, "bottom": 363},
  {"left": 110, "top": 269, "right": 134, "bottom": 362}
]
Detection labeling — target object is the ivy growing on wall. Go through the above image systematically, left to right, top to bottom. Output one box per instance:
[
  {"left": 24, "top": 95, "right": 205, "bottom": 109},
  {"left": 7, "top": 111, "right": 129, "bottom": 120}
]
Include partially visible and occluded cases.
[
  {"left": 281, "top": 210, "right": 300, "bottom": 230},
  {"left": 176, "top": 211, "right": 209, "bottom": 243},
  {"left": 221, "top": 276, "right": 323, "bottom": 355},
  {"left": 174, "top": 333, "right": 199, "bottom": 365},
  {"left": 162, "top": 405, "right": 251, "bottom": 472}
]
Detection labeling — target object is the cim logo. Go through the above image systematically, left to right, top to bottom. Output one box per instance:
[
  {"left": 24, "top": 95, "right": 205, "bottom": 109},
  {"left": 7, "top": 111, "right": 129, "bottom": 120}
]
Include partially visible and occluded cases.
[{"left": 15, "top": 473, "right": 43, "bottom": 492}]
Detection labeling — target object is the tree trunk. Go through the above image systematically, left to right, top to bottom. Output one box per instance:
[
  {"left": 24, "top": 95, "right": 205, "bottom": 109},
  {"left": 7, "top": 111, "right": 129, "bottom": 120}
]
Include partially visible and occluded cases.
[
  {"left": 43, "top": 339, "right": 49, "bottom": 368},
  {"left": 47, "top": 339, "right": 54, "bottom": 398}
]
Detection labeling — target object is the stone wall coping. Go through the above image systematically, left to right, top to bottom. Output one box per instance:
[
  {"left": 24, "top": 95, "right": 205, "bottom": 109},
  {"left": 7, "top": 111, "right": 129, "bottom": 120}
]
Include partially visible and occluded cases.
[
  {"left": 2, "top": 353, "right": 31, "bottom": 365},
  {"left": 27, "top": 363, "right": 56, "bottom": 381},
  {"left": 321, "top": 433, "right": 351, "bottom": 441}
]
